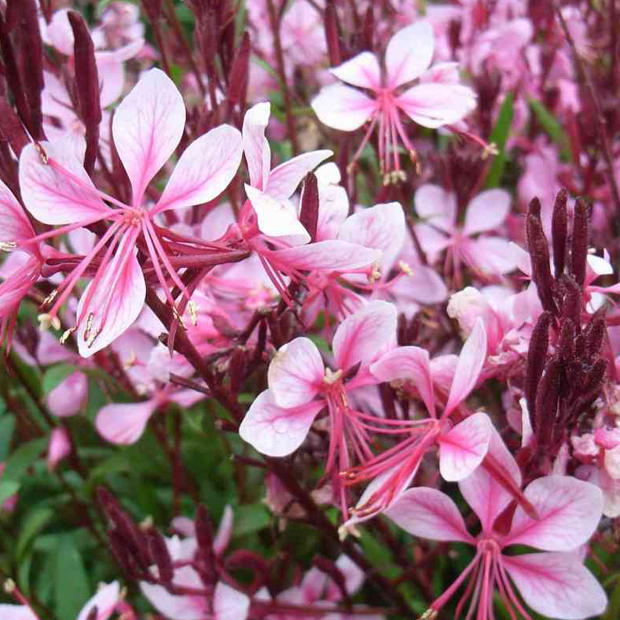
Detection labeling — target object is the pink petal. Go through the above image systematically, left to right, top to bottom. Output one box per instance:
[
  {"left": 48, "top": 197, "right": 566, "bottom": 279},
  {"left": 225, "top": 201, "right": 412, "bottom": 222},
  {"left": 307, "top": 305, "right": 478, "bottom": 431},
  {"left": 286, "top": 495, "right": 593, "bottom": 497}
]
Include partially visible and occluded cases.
[
  {"left": 46, "top": 9, "right": 74, "bottom": 55},
  {"left": 386, "top": 22, "right": 435, "bottom": 88},
  {"left": 95, "top": 40, "right": 144, "bottom": 107},
  {"left": 330, "top": 52, "right": 381, "bottom": 89},
  {"left": 112, "top": 68, "right": 185, "bottom": 206},
  {"left": 397, "top": 82, "right": 476, "bottom": 128},
  {"left": 311, "top": 84, "right": 376, "bottom": 131},
  {"left": 242, "top": 102, "right": 271, "bottom": 190},
  {"left": 153, "top": 125, "right": 242, "bottom": 214},
  {"left": 19, "top": 141, "right": 111, "bottom": 225},
  {"left": 267, "top": 150, "right": 333, "bottom": 201},
  {"left": 0, "top": 179, "right": 34, "bottom": 244},
  {"left": 414, "top": 184, "right": 456, "bottom": 233},
  {"left": 245, "top": 185, "right": 310, "bottom": 241},
  {"left": 463, "top": 189, "right": 511, "bottom": 236},
  {"left": 337, "top": 202, "right": 405, "bottom": 272},
  {"left": 462, "top": 237, "right": 518, "bottom": 275},
  {"left": 76, "top": 239, "right": 146, "bottom": 357},
  {"left": 267, "top": 240, "right": 381, "bottom": 272},
  {"left": 333, "top": 301, "right": 397, "bottom": 372},
  {"left": 444, "top": 318, "right": 487, "bottom": 417},
  {"left": 37, "top": 332, "right": 75, "bottom": 364},
  {"left": 268, "top": 337, "right": 324, "bottom": 408},
  {"left": 370, "top": 347, "right": 435, "bottom": 416},
  {"left": 47, "top": 371, "right": 88, "bottom": 417},
  {"left": 239, "top": 390, "right": 324, "bottom": 457},
  {"left": 96, "top": 400, "right": 159, "bottom": 445},
  {"left": 438, "top": 412, "right": 492, "bottom": 481},
  {"left": 458, "top": 425, "right": 522, "bottom": 534},
  {"left": 47, "top": 427, "right": 71, "bottom": 471},
  {"left": 505, "top": 476, "right": 603, "bottom": 551},
  {"left": 385, "top": 487, "right": 473, "bottom": 543},
  {"left": 213, "top": 505, "right": 233, "bottom": 556},
  {"left": 502, "top": 552, "right": 607, "bottom": 620},
  {"left": 141, "top": 569, "right": 206, "bottom": 620},
  {"left": 77, "top": 582, "right": 120, "bottom": 620},
  {"left": 213, "top": 582, "right": 250, "bottom": 620},
  {"left": 0, "top": 605, "right": 38, "bottom": 620}
]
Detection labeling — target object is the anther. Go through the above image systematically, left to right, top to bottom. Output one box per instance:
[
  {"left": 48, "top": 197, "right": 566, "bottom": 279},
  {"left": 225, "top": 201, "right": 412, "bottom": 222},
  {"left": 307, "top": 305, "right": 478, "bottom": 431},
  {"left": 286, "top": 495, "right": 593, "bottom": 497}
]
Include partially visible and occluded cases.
[
  {"left": 34, "top": 142, "right": 49, "bottom": 164},
  {"left": 0, "top": 241, "right": 17, "bottom": 251},
  {"left": 399, "top": 260, "right": 413, "bottom": 275},
  {"left": 40, "top": 289, "right": 58, "bottom": 310},
  {"left": 172, "top": 307, "right": 186, "bottom": 330},
  {"left": 84, "top": 313, "right": 94, "bottom": 341},
  {"left": 38, "top": 314, "right": 61, "bottom": 331},
  {"left": 60, "top": 327, "right": 76, "bottom": 344},
  {"left": 87, "top": 328, "right": 102, "bottom": 348},
  {"left": 4, "top": 579, "right": 15, "bottom": 594}
]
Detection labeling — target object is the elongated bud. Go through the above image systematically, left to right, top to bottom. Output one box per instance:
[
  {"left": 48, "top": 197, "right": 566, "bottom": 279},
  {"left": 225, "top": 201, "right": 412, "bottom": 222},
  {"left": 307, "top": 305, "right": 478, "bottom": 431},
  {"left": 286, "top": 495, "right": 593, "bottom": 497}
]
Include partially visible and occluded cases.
[
  {"left": 325, "top": 0, "right": 343, "bottom": 66},
  {"left": 362, "top": 7, "right": 374, "bottom": 51},
  {"left": 68, "top": 11, "right": 102, "bottom": 175},
  {"left": 227, "top": 32, "right": 250, "bottom": 106},
  {"left": 0, "top": 99, "right": 28, "bottom": 155},
  {"left": 299, "top": 173, "right": 319, "bottom": 242},
  {"left": 551, "top": 189, "right": 568, "bottom": 277},
  {"left": 570, "top": 198, "right": 588, "bottom": 286},
  {"left": 527, "top": 202, "right": 557, "bottom": 314},
  {"left": 560, "top": 274, "right": 581, "bottom": 327},
  {"left": 525, "top": 311, "right": 552, "bottom": 426},
  {"left": 585, "top": 316, "right": 606, "bottom": 357},
  {"left": 557, "top": 319, "right": 575, "bottom": 361},
  {"left": 229, "top": 346, "right": 249, "bottom": 394},
  {"left": 534, "top": 355, "right": 561, "bottom": 444},
  {"left": 582, "top": 358, "right": 607, "bottom": 393},
  {"left": 195, "top": 504, "right": 215, "bottom": 552},
  {"left": 108, "top": 506, "right": 151, "bottom": 569},
  {"left": 147, "top": 527, "right": 174, "bottom": 583},
  {"left": 108, "top": 529, "right": 141, "bottom": 579},
  {"left": 225, "top": 549, "right": 269, "bottom": 573},
  {"left": 314, "top": 556, "right": 349, "bottom": 602}
]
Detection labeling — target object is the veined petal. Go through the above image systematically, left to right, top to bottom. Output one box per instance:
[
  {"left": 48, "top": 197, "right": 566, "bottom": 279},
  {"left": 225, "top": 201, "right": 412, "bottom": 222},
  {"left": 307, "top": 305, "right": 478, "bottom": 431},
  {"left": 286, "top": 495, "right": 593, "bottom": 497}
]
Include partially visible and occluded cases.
[
  {"left": 385, "top": 22, "right": 435, "bottom": 88},
  {"left": 330, "top": 52, "right": 381, "bottom": 89},
  {"left": 112, "top": 68, "right": 185, "bottom": 206},
  {"left": 397, "top": 82, "right": 476, "bottom": 128},
  {"left": 312, "top": 85, "right": 376, "bottom": 132},
  {"left": 242, "top": 102, "right": 271, "bottom": 190},
  {"left": 153, "top": 125, "right": 242, "bottom": 214},
  {"left": 19, "top": 141, "right": 111, "bottom": 225},
  {"left": 267, "top": 150, "right": 333, "bottom": 201},
  {"left": 0, "top": 178, "right": 34, "bottom": 244},
  {"left": 245, "top": 184, "right": 310, "bottom": 241},
  {"left": 414, "top": 184, "right": 456, "bottom": 233},
  {"left": 463, "top": 189, "right": 511, "bottom": 236},
  {"left": 337, "top": 202, "right": 405, "bottom": 272},
  {"left": 463, "top": 237, "right": 518, "bottom": 275},
  {"left": 77, "top": 238, "right": 146, "bottom": 357},
  {"left": 266, "top": 240, "right": 381, "bottom": 272},
  {"left": 333, "top": 300, "right": 397, "bottom": 372},
  {"left": 444, "top": 318, "right": 487, "bottom": 417},
  {"left": 268, "top": 337, "right": 324, "bottom": 408},
  {"left": 370, "top": 347, "right": 435, "bottom": 416},
  {"left": 47, "top": 371, "right": 87, "bottom": 417},
  {"left": 239, "top": 390, "right": 324, "bottom": 457},
  {"left": 96, "top": 400, "right": 159, "bottom": 445},
  {"left": 438, "top": 412, "right": 492, "bottom": 481},
  {"left": 459, "top": 425, "right": 522, "bottom": 534},
  {"left": 505, "top": 476, "right": 603, "bottom": 551},
  {"left": 385, "top": 487, "right": 473, "bottom": 543},
  {"left": 502, "top": 552, "right": 607, "bottom": 620},
  {"left": 77, "top": 582, "right": 120, "bottom": 620},
  {"left": 214, "top": 582, "right": 250, "bottom": 620}
]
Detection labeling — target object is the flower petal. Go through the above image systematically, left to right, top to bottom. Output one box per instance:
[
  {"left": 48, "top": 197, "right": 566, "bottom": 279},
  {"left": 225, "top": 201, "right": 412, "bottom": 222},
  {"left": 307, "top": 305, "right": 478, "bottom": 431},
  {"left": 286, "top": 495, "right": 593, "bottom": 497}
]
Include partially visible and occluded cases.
[
  {"left": 386, "top": 22, "right": 435, "bottom": 88},
  {"left": 330, "top": 52, "right": 381, "bottom": 89},
  {"left": 112, "top": 68, "right": 185, "bottom": 205},
  {"left": 397, "top": 82, "right": 476, "bottom": 128},
  {"left": 312, "top": 84, "right": 376, "bottom": 132},
  {"left": 242, "top": 102, "right": 271, "bottom": 189},
  {"left": 153, "top": 125, "right": 242, "bottom": 214},
  {"left": 19, "top": 141, "right": 111, "bottom": 225},
  {"left": 266, "top": 150, "right": 333, "bottom": 201},
  {"left": 0, "top": 179, "right": 34, "bottom": 244},
  {"left": 414, "top": 184, "right": 456, "bottom": 233},
  {"left": 463, "top": 189, "right": 511, "bottom": 236},
  {"left": 77, "top": 236, "right": 146, "bottom": 357},
  {"left": 461, "top": 237, "right": 518, "bottom": 275},
  {"left": 333, "top": 300, "right": 397, "bottom": 372},
  {"left": 444, "top": 318, "right": 487, "bottom": 417},
  {"left": 268, "top": 337, "right": 324, "bottom": 408},
  {"left": 47, "top": 371, "right": 87, "bottom": 417},
  {"left": 239, "top": 390, "right": 324, "bottom": 457},
  {"left": 96, "top": 400, "right": 158, "bottom": 445},
  {"left": 438, "top": 412, "right": 492, "bottom": 481},
  {"left": 505, "top": 476, "right": 603, "bottom": 551},
  {"left": 385, "top": 487, "right": 473, "bottom": 543},
  {"left": 502, "top": 552, "right": 607, "bottom": 620},
  {"left": 77, "top": 582, "right": 120, "bottom": 620},
  {"left": 214, "top": 582, "right": 250, "bottom": 620}
]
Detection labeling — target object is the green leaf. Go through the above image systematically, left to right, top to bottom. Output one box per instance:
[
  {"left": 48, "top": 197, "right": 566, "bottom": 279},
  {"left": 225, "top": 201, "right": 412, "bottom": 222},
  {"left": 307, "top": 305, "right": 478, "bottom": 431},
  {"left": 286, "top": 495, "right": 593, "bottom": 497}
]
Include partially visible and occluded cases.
[
  {"left": 485, "top": 92, "right": 514, "bottom": 188},
  {"left": 529, "top": 98, "right": 571, "bottom": 160},
  {"left": 42, "top": 364, "right": 77, "bottom": 394},
  {"left": 0, "top": 414, "right": 16, "bottom": 461},
  {"left": 2, "top": 437, "right": 47, "bottom": 482},
  {"left": 0, "top": 480, "right": 20, "bottom": 505},
  {"left": 233, "top": 504, "right": 271, "bottom": 537},
  {"left": 17, "top": 506, "right": 55, "bottom": 560},
  {"left": 54, "top": 535, "right": 90, "bottom": 620},
  {"left": 604, "top": 575, "right": 620, "bottom": 620}
]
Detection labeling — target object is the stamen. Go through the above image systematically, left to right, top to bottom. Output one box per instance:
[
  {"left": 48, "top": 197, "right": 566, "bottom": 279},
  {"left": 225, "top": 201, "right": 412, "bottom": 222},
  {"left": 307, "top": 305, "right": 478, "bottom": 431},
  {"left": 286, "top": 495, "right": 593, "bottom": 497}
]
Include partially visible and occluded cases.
[
  {"left": 34, "top": 142, "right": 49, "bottom": 164},
  {"left": 0, "top": 241, "right": 17, "bottom": 251},
  {"left": 40, "top": 289, "right": 59, "bottom": 310},
  {"left": 84, "top": 313, "right": 95, "bottom": 341},
  {"left": 38, "top": 314, "right": 61, "bottom": 331},
  {"left": 60, "top": 327, "right": 76, "bottom": 344}
]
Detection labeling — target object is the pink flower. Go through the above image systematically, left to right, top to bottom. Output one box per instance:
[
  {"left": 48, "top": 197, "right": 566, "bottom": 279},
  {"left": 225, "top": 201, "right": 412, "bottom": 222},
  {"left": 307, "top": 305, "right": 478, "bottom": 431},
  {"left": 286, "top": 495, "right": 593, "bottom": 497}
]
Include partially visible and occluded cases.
[
  {"left": 311, "top": 21, "right": 476, "bottom": 182},
  {"left": 19, "top": 68, "right": 243, "bottom": 357},
  {"left": 414, "top": 184, "right": 517, "bottom": 279},
  {"left": 239, "top": 301, "right": 398, "bottom": 516},
  {"left": 341, "top": 319, "right": 490, "bottom": 526},
  {"left": 385, "top": 439, "right": 607, "bottom": 620}
]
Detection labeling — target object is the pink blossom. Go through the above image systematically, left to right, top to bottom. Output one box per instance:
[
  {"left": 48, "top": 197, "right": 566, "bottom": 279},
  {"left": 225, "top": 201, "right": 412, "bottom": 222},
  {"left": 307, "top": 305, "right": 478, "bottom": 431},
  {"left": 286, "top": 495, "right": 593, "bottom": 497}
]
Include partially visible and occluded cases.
[
  {"left": 311, "top": 21, "right": 476, "bottom": 181},
  {"left": 19, "top": 68, "right": 243, "bottom": 357},
  {"left": 385, "top": 439, "right": 607, "bottom": 619}
]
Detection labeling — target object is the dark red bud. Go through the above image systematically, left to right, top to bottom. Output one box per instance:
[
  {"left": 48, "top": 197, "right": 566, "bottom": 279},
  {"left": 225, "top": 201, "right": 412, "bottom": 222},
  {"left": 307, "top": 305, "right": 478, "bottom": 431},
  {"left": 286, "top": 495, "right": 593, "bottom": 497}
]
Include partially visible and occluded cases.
[
  {"left": 324, "top": 0, "right": 343, "bottom": 66},
  {"left": 227, "top": 32, "right": 250, "bottom": 106},
  {"left": 0, "top": 99, "right": 28, "bottom": 156},
  {"left": 299, "top": 173, "right": 319, "bottom": 242},
  {"left": 551, "top": 189, "right": 568, "bottom": 277},
  {"left": 570, "top": 198, "right": 588, "bottom": 286},
  {"left": 525, "top": 311, "right": 552, "bottom": 427},
  {"left": 557, "top": 319, "right": 575, "bottom": 361},
  {"left": 534, "top": 355, "right": 561, "bottom": 441},
  {"left": 147, "top": 527, "right": 174, "bottom": 583}
]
